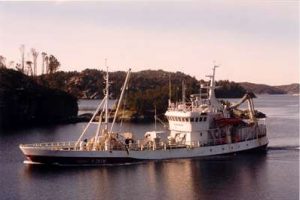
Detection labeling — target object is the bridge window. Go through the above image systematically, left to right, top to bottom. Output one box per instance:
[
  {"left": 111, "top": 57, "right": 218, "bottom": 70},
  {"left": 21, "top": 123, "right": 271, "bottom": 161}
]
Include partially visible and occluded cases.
[
  {"left": 195, "top": 117, "right": 199, "bottom": 122},
  {"left": 199, "top": 117, "right": 202, "bottom": 122},
  {"left": 203, "top": 117, "right": 207, "bottom": 121},
  {"left": 191, "top": 118, "right": 194, "bottom": 122}
]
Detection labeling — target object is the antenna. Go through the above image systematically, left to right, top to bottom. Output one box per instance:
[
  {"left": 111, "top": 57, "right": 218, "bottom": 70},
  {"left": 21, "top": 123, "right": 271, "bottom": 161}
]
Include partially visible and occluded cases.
[
  {"left": 105, "top": 58, "right": 108, "bottom": 75},
  {"left": 104, "top": 59, "right": 109, "bottom": 131},
  {"left": 168, "top": 74, "right": 172, "bottom": 106},
  {"left": 182, "top": 80, "right": 186, "bottom": 103},
  {"left": 199, "top": 81, "right": 202, "bottom": 101},
  {"left": 154, "top": 105, "right": 157, "bottom": 130}
]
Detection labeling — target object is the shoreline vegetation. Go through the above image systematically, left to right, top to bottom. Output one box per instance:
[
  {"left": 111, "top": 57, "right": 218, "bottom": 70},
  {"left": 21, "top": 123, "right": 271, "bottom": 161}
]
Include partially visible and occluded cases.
[
  {"left": 0, "top": 68, "right": 298, "bottom": 129},
  {"left": 0, "top": 68, "right": 78, "bottom": 130}
]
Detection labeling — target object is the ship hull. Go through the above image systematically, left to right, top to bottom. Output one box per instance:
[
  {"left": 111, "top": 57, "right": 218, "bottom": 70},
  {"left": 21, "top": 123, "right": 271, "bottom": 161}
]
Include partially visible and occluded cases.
[{"left": 20, "top": 136, "right": 268, "bottom": 166}]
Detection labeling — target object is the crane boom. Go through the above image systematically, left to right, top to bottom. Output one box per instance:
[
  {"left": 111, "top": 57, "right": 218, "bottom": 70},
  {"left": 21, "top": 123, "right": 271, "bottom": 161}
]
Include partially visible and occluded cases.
[{"left": 229, "top": 92, "right": 257, "bottom": 123}]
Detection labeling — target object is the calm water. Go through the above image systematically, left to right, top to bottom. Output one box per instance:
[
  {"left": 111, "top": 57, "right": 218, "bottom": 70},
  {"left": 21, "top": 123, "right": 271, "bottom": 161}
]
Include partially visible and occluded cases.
[{"left": 0, "top": 95, "right": 299, "bottom": 200}]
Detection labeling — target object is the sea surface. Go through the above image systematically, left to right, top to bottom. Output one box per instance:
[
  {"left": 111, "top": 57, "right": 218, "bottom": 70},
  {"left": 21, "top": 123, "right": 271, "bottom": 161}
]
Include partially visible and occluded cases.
[{"left": 0, "top": 95, "right": 299, "bottom": 200}]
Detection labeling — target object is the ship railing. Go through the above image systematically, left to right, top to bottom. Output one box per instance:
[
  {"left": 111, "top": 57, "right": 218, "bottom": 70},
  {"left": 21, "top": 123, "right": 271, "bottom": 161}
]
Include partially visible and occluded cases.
[
  {"left": 168, "top": 102, "right": 194, "bottom": 112},
  {"left": 20, "top": 134, "right": 268, "bottom": 152},
  {"left": 20, "top": 141, "right": 77, "bottom": 150}
]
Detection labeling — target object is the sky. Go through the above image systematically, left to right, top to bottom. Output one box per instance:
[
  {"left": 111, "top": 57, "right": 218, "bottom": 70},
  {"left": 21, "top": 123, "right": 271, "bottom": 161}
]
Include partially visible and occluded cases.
[{"left": 0, "top": 1, "right": 299, "bottom": 85}]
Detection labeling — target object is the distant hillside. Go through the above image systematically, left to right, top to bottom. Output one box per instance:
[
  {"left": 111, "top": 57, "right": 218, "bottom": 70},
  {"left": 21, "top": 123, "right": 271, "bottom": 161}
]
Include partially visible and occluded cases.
[
  {"left": 239, "top": 82, "right": 299, "bottom": 95},
  {"left": 275, "top": 83, "right": 299, "bottom": 94}
]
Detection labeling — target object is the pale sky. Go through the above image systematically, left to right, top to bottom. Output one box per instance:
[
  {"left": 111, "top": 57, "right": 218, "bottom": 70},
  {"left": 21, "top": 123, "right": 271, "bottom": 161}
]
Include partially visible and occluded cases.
[{"left": 0, "top": 1, "right": 299, "bottom": 85}]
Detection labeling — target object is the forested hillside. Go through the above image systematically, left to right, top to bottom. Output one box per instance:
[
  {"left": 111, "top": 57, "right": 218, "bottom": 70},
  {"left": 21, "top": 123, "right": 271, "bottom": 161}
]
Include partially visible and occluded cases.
[{"left": 37, "top": 69, "right": 247, "bottom": 119}]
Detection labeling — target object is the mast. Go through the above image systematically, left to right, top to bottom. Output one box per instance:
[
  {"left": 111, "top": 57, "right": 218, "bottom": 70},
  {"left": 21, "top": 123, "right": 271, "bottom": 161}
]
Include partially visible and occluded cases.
[
  {"left": 104, "top": 64, "right": 109, "bottom": 131},
  {"left": 205, "top": 65, "right": 222, "bottom": 111},
  {"left": 208, "top": 65, "right": 218, "bottom": 100},
  {"left": 109, "top": 68, "right": 131, "bottom": 132},
  {"left": 168, "top": 74, "right": 171, "bottom": 106},
  {"left": 182, "top": 80, "right": 186, "bottom": 104},
  {"left": 199, "top": 82, "right": 202, "bottom": 103},
  {"left": 154, "top": 105, "right": 157, "bottom": 130}
]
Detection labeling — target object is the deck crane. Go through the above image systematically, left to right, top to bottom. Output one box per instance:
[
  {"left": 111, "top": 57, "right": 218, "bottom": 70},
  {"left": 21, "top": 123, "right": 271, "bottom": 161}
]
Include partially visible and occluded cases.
[{"left": 229, "top": 92, "right": 257, "bottom": 123}]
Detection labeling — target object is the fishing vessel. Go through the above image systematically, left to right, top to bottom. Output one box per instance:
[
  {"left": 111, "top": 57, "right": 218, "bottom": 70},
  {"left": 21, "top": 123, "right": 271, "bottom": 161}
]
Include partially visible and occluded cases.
[{"left": 20, "top": 66, "right": 268, "bottom": 165}]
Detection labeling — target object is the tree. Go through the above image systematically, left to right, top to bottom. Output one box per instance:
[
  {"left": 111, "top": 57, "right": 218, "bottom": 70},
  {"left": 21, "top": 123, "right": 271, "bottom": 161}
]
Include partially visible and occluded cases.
[
  {"left": 31, "top": 48, "right": 39, "bottom": 76},
  {"left": 41, "top": 52, "right": 47, "bottom": 74},
  {"left": 0, "top": 55, "right": 6, "bottom": 68},
  {"left": 48, "top": 55, "right": 60, "bottom": 74},
  {"left": 26, "top": 61, "right": 33, "bottom": 76},
  {"left": 15, "top": 63, "right": 22, "bottom": 72}
]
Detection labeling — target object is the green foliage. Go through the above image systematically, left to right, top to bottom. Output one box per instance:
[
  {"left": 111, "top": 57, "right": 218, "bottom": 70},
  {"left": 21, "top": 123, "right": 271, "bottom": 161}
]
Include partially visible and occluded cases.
[
  {"left": 48, "top": 55, "right": 60, "bottom": 74},
  {"left": 126, "top": 70, "right": 199, "bottom": 116},
  {"left": 215, "top": 80, "right": 247, "bottom": 98}
]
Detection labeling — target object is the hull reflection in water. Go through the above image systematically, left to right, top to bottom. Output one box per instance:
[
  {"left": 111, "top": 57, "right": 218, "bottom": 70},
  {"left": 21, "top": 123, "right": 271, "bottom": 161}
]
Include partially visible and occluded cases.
[{"left": 22, "top": 153, "right": 273, "bottom": 200}]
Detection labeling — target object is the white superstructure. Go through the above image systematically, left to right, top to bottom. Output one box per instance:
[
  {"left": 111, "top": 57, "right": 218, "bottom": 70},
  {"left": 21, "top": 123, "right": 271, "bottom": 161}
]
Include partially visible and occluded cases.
[{"left": 165, "top": 66, "right": 266, "bottom": 148}]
